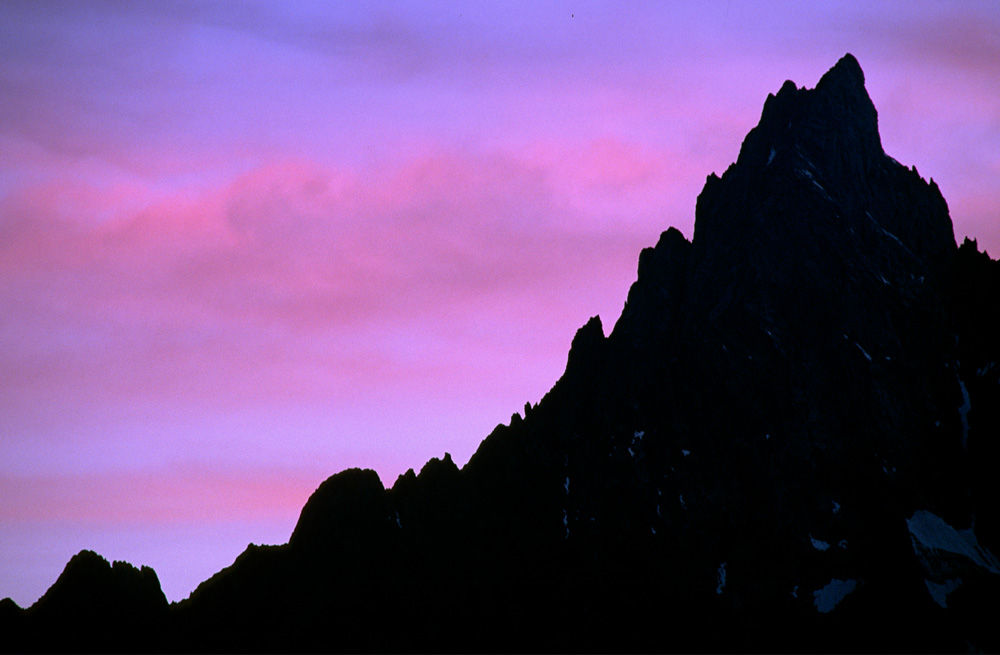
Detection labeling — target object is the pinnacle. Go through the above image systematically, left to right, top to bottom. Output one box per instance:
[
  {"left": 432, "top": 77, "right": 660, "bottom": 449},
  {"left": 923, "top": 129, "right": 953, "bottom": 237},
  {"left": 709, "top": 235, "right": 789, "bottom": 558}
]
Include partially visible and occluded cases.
[
  {"left": 733, "top": 53, "right": 883, "bottom": 181},
  {"left": 817, "top": 53, "right": 866, "bottom": 91}
]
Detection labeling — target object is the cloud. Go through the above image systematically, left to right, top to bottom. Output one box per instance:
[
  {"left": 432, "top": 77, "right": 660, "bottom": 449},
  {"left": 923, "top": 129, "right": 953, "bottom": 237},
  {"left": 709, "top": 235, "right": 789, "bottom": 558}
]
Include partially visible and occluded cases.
[
  {"left": 3, "top": 0, "right": 999, "bottom": 612},
  {"left": 868, "top": 5, "right": 1000, "bottom": 77},
  {"left": 0, "top": 143, "right": 675, "bottom": 445},
  {"left": 0, "top": 467, "right": 319, "bottom": 522}
]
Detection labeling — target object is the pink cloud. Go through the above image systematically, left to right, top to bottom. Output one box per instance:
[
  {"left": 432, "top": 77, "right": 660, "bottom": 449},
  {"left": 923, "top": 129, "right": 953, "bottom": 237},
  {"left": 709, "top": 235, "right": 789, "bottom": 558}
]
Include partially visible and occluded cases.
[
  {"left": 3, "top": 0, "right": 998, "bottom": 611},
  {"left": 870, "top": 6, "right": 1000, "bottom": 77},
  {"left": 6, "top": 104, "right": 992, "bottom": 448},
  {"left": 0, "top": 145, "right": 660, "bottom": 476},
  {"left": 0, "top": 468, "right": 320, "bottom": 523}
]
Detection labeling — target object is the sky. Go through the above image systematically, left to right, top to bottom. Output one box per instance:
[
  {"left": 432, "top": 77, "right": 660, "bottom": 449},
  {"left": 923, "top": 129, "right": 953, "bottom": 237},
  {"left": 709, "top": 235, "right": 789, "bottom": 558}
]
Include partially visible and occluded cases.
[{"left": 1, "top": 0, "right": 998, "bottom": 607}]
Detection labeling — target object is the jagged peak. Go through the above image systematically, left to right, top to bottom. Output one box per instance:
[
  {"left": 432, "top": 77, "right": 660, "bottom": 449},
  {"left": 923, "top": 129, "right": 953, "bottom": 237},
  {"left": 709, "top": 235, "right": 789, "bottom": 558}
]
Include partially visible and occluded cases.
[
  {"left": 687, "top": 52, "right": 958, "bottom": 324},
  {"left": 736, "top": 53, "right": 883, "bottom": 174},
  {"left": 817, "top": 53, "right": 866, "bottom": 92},
  {"left": 657, "top": 226, "right": 689, "bottom": 250},
  {"left": 638, "top": 228, "right": 690, "bottom": 279},
  {"left": 550, "top": 315, "right": 607, "bottom": 396},
  {"left": 571, "top": 315, "right": 604, "bottom": 350},
  {"left": 567, "top": 316, "right": 604, "bottom": 368},
  {"left": 418, "top": 451, "right": 459, "bottom": 479},
  {"left": 289, "top": 468, "right": 388, "bottom": 549},
  {"left": 29, "top": 549, "right": 166, "bottom": 617},
  {"left": 0, "top": 597, "right": 22, "bottom": 612}
]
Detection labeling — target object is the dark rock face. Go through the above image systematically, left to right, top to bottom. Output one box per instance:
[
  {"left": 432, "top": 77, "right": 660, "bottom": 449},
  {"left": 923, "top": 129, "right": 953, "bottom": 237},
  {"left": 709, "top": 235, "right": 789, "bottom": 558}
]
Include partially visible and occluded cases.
[
  {"left": 4, "top": 54, "right": 998, "bottom": 653},
  {"left": 4, "top": 550, "right": 168, "bottom": 653}
]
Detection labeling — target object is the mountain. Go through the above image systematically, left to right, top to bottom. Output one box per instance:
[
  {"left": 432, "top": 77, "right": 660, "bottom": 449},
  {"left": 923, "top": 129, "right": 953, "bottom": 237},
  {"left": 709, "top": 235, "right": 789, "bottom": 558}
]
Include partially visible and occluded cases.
[
  {"left": 4, "top": 54, "right": 999, "bottom": 653},
  {"left": 0, "top": 550, "right": 168, "bottom": 652}
]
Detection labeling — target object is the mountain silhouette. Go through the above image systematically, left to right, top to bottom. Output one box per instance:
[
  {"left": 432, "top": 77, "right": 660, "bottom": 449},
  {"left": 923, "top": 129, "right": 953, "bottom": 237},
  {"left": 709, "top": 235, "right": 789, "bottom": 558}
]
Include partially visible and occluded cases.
[{"left": 4, "top": 54, "right": 999, "bottom": 653}]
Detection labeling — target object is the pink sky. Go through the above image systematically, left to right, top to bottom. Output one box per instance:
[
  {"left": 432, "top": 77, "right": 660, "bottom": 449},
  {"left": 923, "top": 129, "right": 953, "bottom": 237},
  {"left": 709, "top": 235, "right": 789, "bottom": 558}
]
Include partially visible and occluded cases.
[{"left": 2, "top": 1, "right": 998, "bottom": 606}]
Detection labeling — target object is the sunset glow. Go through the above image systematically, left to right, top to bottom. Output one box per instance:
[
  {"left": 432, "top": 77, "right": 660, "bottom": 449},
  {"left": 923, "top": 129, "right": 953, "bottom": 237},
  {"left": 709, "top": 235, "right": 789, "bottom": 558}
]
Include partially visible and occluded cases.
[{"left": 2, "top": 0, "right": 998, "bottom": 606}]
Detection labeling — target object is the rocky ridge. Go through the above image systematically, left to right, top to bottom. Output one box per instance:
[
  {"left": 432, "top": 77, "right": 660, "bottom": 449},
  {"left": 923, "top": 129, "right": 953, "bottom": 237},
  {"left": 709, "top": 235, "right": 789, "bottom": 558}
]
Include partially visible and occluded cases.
[{"left": 3, "top": 54, "right": 999, "bottom": 653}]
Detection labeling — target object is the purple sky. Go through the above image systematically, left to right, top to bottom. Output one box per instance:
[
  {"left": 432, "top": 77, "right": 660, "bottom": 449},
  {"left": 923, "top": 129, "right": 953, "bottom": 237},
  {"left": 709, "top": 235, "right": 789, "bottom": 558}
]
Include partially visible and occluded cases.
[{"left": 2, "top": 1, "right": 998, "bottom": 606}]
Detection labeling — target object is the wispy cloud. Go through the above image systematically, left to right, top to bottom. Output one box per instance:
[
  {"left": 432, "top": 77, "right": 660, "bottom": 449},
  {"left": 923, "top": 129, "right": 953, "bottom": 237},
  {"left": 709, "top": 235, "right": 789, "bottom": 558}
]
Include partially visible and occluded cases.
[{"left": 2, "top": 0, "right": 998, "bottom": 608}]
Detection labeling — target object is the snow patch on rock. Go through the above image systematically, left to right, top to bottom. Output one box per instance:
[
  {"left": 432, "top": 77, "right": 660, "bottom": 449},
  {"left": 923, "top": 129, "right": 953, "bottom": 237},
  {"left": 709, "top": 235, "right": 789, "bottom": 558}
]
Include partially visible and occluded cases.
[
  {"left": 907, "top": 509, "right": 1000, "bottom": 608},
  {"left": 907, "top": 510, "right": 1000, "bottom": 574},
  {"left": 810, "top": 534, "right": 830, "bottom": 551},
  {"left": 813, "top": 579, "right": 858, "bottom": 613}
]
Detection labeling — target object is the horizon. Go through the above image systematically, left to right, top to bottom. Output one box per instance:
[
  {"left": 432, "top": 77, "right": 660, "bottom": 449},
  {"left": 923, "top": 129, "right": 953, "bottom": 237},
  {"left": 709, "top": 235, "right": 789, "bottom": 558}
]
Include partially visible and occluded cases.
[{"left": 2, "top": 0, "right": 999, "bottom": 607}]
